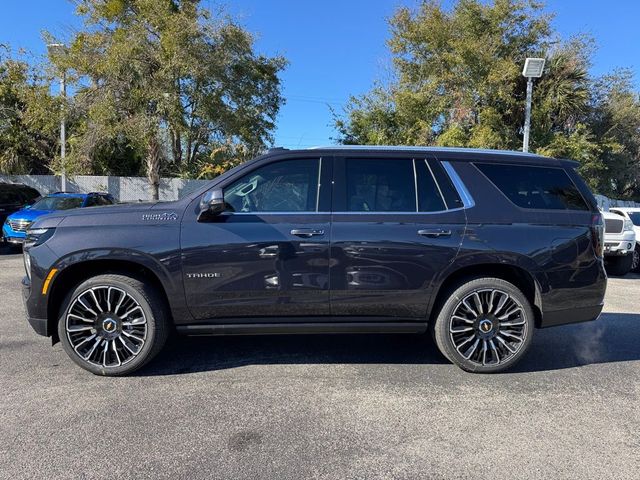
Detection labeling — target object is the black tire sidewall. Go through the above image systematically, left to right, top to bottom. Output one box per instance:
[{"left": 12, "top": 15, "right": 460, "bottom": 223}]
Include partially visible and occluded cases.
[
  {"left": 57, "top": 274, "right": 168, "bottom": 376},
  {"left": 433, "top": 277, "right": 535, "bottom": 373}
]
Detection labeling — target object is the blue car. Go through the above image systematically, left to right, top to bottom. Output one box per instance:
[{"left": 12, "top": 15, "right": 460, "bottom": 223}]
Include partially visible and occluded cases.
[{"left": 3, "top": 192, "right": 114, "bottom": 245}]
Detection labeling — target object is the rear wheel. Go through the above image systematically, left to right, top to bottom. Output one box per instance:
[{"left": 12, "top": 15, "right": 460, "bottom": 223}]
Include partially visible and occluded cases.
[
  {"left": 605, "top": 254, "right": 634, "bottom": 276},
  {"left": 57, "top": 274, "right": 170, "bottom": 376},
  {"left": 432, "top": 277, "right": 534, "bottom": 373}
]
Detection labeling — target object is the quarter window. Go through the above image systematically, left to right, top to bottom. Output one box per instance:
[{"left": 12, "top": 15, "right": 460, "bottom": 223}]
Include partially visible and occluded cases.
[
  {"left": 223, "top": 159, "right": 320, "bottom": 213},
  {"left": 476, "top": 163, "right": 589, "bottom": 211}
]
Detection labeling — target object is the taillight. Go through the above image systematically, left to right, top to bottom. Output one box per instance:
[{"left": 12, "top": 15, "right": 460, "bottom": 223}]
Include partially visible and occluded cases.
[{"left": 591, "top": 213, "right": 604, "bottom": 258}]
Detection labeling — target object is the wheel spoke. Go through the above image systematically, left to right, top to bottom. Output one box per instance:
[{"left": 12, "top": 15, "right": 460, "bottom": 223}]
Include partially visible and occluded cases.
[
  {"left": 89, "top": 290, "right": 104, "bottom": 313},
  {"left": 78, "top": 298, "right": 98, "bottom": 317},
  {"left": 498, "top": 307, "right": 522, "bottom": 320},
  {"left": 68, "top": 313, "right": 95, "bottom": 323},
  {"left": 67, "top": 325, "right": 94, "bottom": 332},
  {"left": 450, "top": 325, "right": 474, "bottom": 333},
  {"left": 500, "top": 331, "right": 523, "bottom": 342},
  {"left": 496, "top": 335, "right": 516, "bottom": 353},
  {"left": 462, "top": 338, "right": 480, "bottom": 359},
  {"left": 489, "top": 339, "right": 500, "bottom": 364}
]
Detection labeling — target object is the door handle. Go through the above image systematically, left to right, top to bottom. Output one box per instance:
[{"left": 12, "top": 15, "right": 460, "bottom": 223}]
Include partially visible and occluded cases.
[
  {"left": 290, "top": 228, "right": 325, "bottom": 238},
  {"left": 418, "top": 228, "right": 452, "bottom": 238}
]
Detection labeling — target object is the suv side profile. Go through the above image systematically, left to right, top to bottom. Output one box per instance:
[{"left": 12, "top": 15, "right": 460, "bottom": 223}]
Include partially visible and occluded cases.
[{"left": 21, "top": 147, "right": 607, "bottom": 375}]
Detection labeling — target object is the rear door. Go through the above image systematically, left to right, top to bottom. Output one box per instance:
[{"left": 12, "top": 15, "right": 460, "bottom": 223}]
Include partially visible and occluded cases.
[
  {"left": 329, "top": 155, "right": 466, "bottom": 319},
  {"left": 181, "top": 156, "right": 333, "bottom": 321}
]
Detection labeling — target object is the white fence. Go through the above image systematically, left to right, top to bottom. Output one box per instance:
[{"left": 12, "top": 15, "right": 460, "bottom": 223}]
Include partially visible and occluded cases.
[
  {"left": 0, "top": 175, "right": 210, "bottom": 202},
  {"left": 594, "top": 194, "right": 640, "bottom": 211}
]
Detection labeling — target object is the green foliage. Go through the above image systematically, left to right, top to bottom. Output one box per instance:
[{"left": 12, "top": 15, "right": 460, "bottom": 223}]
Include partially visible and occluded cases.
[
  {"left": 46, "top": 0, "right": 286, "bottom": 196},
  {"left": 334, "top": 0, "right": 640, "bottom": 200},
  {"left": 0, "top": 49, "right": 61, "bottom": 174}
]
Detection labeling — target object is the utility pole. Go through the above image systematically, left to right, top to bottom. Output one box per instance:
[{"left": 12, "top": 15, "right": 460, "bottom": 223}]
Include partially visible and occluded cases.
[
  {"left": 47, "top": 43, "right": 67, "bottom": 191},
  {"left": 522, "top": 57, "right": 546, "bottom": 153},
  {"left": 60, "top": 71, "right": 67, "bottom": 192}
]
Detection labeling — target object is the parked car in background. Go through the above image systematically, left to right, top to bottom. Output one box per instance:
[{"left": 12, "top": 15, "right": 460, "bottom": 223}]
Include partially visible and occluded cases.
[
  {"left": 21, "top": 146, "right": 607, "bottom": 376},
  {"left": 0, "top": 184, "right": 41, "bottom": 238},
  {"left": 3, "top": 192, "right": 114, "bottom": 245},
  {"left": 609, "top": 207, "right": 640, "bottom": 272},
  {"left": 601, "top": 210, "right": 636, "bottom": 275}
]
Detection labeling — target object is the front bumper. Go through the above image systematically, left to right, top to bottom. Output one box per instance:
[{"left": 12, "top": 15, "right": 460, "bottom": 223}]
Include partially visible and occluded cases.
[
  {"left": 2, "top": 224, "right": 26, "bottom": 244},
  {"left": 604, "top": 239, "right": 635, "bottom": 256},
  {"left": 22, "top": 275, "right": 49, "bottom": 337}
]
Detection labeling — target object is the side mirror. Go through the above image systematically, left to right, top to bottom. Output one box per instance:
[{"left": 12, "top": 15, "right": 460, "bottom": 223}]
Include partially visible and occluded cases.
[{"left": 198, "top": 188, "right": 226, "bottom": 220}]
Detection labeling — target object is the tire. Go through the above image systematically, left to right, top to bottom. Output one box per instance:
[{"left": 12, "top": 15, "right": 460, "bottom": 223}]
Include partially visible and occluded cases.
[
  {"left": 631, "top": 246, "right": 640, "bottom": 273},
  {"left": 605, "top": 254, "right": 634, "bottom": 276},
  {"left": 57, "top": 274, "right": 170, "bottom": 376},
  {"left": 432, "top": 277, "right": 535, "bottom": 373}
]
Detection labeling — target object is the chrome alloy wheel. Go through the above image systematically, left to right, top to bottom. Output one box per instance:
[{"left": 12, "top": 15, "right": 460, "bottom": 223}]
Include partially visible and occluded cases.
[
  {"left": 65, "top": 286, "right": 147, "bottom": 368},
  {"left": 449, "top": 288, "right": 528, "bottom": 367}
]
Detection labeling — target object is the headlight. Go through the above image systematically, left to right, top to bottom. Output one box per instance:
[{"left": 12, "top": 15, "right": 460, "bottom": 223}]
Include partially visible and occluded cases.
[
  {"left": 624, "top": 218, "right": 634, "bottom": 231},
  {"left": 25, "top": 227, "right": 56, "bottom": 247}
]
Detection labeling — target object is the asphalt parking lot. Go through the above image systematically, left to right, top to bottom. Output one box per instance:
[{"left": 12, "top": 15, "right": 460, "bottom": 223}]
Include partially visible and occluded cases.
[{"left": 1, "top": 247, "right": 639, "bottom": 480}]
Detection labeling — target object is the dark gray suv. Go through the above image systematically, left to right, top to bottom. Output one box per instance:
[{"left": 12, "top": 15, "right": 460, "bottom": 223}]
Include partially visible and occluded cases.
[{"left": 22, "top": 146, "right": 607, "bottom": 375}]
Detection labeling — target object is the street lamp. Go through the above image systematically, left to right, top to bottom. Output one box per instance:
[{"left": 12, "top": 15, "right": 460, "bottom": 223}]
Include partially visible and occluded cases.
[
  {"left": 47, "top": 43, "right": 67, "bottom": 192},
  {"left": 522, "top": 57, "right": 545, "bottom": 153}
]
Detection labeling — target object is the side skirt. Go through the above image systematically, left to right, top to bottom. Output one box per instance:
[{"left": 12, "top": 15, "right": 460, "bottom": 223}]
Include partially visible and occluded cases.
[{"left": 176, "top": 319, "right": 428, "bottom": 336}]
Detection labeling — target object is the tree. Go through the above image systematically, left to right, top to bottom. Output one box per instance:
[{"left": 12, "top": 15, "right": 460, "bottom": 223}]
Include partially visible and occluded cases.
[
  {"left": 50, "top": 0, "right": 286, "bottom": 199},
  {"left": 334, "top": 0, "right": 640, "bottom": 200},
  {"left": 0, "top": 47, "right": 61, "bottom": 174}
]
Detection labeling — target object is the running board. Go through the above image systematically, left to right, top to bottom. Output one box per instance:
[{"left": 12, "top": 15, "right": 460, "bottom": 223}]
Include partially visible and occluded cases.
[{"left": 176, "top": 322, "right": 427, "bottom": 336}]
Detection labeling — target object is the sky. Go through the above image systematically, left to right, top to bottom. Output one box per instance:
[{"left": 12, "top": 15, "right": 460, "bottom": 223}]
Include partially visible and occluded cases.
[{"left": 1, "top": 0, "right": 639, "bottom": 149}]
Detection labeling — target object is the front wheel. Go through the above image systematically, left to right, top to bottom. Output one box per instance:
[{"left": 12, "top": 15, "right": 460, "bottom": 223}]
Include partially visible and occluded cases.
[
  {"left": 631, "top": 246, "right": 640, "bottom": 273},
  {"left": 605, "top": 254, "right": 633, "bottom": 276},
  {"left": 58, "top": 274, "right": 170, "bottom": 376},
  {"left": 432, "top": 277, "right": 535, "bottom": 373}
]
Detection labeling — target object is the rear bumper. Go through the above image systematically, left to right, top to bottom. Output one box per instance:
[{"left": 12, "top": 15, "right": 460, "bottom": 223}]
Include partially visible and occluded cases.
[{"left": 540, "top": 304, "right": 604, "bottom": 328}]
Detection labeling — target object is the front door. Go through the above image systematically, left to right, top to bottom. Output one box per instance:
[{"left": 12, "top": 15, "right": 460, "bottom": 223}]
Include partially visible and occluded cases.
[
  {"left": 329, "top": 155, "right": 466, "bottom": 319},
  {"left": 181, "top": 156, "right": 332, "bottom": 321}
]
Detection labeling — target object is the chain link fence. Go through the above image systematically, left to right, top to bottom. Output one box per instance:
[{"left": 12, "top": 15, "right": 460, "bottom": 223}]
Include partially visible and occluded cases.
[{"left": 0, "top": 175, "right": 210, "bottom": 202}]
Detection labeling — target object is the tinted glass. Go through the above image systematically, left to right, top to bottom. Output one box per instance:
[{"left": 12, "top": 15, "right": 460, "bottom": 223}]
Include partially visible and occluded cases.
[
  {"left": 224, "top": 159, "right": 320, "bottom": 212},
  {"left": 345, "top": 159, "right": 416, "bottom": 212},
  {"left": 414, "top": 160, "right": 446, "bottom": 212},
  {"left": 476, "top": 163, "right": 589, "bottom": 210},
  {"left": 0, "top": 188, "right": 22, "bottom": 204},
  {"left": 32, "top": 196, "right": 85, "bottom": 211},
  {"left": 627, "top": 212, "right": 640, "bottom": 226}
]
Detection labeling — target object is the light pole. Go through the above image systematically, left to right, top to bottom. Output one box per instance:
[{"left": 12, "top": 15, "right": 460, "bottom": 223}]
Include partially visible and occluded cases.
[
  {"left": 47, "top": 43, "right": 67, "bottom": 192},
  {"left": 522, "top": 57, "right": 545, "bottom": 153}
]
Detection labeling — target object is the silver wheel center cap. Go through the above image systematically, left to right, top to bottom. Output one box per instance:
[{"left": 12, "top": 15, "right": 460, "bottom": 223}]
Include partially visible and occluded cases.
[{"left": 479, "top": 319, "right": 493, "bottom": 333}]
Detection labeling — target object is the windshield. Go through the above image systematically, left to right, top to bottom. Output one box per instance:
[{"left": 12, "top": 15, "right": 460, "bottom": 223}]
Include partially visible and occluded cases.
[
  {"left": 31, "top": 196, "right": 84, "bottom": 211},
  {"left": 628, "top": 212, "right": 640, "bottom": 226}
]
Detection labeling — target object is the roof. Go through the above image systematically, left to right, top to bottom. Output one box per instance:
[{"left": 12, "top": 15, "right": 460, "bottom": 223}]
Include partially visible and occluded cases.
[
  {"left": 263, "top": 145, "right": 576, "bottom": 167},
  {"left": 304, "top": 145, "right": 547, "bottom": 158},
  {"left": 47, "top": 192, "right": 89, "bottom": 198}
]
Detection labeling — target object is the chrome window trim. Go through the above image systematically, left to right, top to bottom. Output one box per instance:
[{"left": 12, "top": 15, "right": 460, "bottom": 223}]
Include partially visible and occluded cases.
[
  {"left": 412, "top": 159, "right": 419, "bottom": 212},
  {"left": 424, "top": 159, "right": 449, "bottom": 210},
  {"left": 442, "top": 161, "right": 475, "bottom": 209}
]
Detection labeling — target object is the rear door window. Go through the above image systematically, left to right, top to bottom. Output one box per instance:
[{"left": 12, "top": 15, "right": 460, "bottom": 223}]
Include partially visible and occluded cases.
[
  {"left": 345, "top": 159, "right": 416, "bottom": 212},
  {"left": 476, "top": 163, "right": 589, "bottom": 211}
]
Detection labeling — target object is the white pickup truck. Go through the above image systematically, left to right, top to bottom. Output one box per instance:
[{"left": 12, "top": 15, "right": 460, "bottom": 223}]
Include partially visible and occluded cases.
[
  {"left": 609, "top": 207, "right": 640, "bottom": 273},
  {"left": 602, "top": 210, "right": 637, "bottom": 275}
]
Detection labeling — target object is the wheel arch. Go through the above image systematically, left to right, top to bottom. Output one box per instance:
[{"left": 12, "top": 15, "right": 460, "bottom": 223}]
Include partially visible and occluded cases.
[
  {"left": 47, "top": 258, "right": 173, "bottom": 343},
  {"left": 429, "top": 262, "right": 544, "bottom": 328}
]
